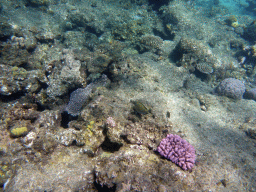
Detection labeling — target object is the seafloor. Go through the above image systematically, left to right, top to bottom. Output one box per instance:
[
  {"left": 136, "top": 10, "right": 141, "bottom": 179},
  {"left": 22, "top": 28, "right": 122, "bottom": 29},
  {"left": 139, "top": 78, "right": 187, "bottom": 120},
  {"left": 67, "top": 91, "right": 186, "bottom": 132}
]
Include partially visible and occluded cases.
[{"left": 0, "top": 0, "right": 256, "bottom": 191}]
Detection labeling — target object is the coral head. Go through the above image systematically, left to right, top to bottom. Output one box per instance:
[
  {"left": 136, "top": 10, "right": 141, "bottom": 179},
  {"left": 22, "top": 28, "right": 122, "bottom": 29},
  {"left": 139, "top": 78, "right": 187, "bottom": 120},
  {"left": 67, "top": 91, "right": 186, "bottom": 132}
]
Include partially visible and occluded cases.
[{"left": 157, "top": 134, "right": 196, "bottom": 171}]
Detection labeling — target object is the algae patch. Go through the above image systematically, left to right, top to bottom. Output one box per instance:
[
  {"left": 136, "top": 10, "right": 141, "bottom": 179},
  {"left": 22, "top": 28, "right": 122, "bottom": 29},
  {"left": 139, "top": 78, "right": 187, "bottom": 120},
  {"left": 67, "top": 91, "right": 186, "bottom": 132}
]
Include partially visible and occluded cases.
[{"left": 10, "top": 126, "right": 28, "bottom": 137}]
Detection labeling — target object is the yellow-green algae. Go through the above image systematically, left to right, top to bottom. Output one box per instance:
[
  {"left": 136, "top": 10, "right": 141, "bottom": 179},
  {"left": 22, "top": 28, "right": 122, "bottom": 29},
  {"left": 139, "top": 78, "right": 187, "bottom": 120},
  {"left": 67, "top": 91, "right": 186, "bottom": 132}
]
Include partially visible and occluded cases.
[
  {"left": 80, "top": 120, "right": 105, "bottom": 152},
  {"left": 87, "top": 121, "right": 95, "bottom": 130},
  {"left": 10, "top": 126, "right": 28, "bottom": 137},
  {"left": 0, "top": 164, "right": 12, "bottom": 186}
]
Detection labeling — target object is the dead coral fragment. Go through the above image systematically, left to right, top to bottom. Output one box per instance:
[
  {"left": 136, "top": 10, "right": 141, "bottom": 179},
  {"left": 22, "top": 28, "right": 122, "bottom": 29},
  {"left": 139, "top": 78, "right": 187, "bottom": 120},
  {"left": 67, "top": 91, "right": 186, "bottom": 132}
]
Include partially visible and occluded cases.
[
  {"left": 225, "top": 15, "right": 239, "bottom": 27},
  {"left": 139, "top": 34, "right": 163, "bottom": 52},
  {"left": 175, "top": 38, "right": 216, "bottom": 75},
  {"left": 87, "top": 54, "right": 111, "bottom": 74},
  {"left": 11, "top": 66, "right": 28, "bottom": 80}
]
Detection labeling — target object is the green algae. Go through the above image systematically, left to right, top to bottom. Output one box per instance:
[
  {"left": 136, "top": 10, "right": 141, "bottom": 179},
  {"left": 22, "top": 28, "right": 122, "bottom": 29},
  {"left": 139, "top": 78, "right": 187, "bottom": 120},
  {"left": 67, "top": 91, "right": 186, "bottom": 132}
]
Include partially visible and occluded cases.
[{"left": 10, "top": 126, "right": 28, "bottom": 137}]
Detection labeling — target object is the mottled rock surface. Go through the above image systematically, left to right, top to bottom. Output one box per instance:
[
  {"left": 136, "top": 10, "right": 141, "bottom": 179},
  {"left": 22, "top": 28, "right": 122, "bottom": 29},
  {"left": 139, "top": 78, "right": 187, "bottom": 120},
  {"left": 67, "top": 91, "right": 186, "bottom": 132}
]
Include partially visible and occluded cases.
[{"left": 0, "top": 0, "right": 256, "bottom": 191}]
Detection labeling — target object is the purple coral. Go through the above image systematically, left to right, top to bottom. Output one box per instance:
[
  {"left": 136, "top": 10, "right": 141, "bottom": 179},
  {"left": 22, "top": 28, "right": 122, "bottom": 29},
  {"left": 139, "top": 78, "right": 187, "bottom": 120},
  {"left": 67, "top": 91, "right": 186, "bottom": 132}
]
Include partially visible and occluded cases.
[
  {"left": 215, "top": 78, "right": 245, "bottom": 100},
  {"left": 244, "top": 88, "right": 256, "bottom": 101},
  {"left": 157, "top": 134, "right": 196, "bottom": 171}
]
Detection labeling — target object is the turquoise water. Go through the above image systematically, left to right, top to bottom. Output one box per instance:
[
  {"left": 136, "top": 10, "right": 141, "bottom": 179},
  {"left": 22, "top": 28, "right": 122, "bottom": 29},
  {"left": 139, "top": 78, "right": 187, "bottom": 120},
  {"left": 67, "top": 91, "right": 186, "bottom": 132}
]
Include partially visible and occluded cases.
[{"left": 194, "top": 0, "right": 255, "bottom": 16}]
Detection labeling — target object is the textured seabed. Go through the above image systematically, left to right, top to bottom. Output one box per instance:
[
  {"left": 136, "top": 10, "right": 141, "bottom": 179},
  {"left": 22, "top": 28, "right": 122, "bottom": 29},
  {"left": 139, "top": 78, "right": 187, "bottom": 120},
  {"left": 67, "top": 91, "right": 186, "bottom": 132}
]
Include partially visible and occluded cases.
[{"left": 0, "top": 0, "right": 256, "bottom": 191}]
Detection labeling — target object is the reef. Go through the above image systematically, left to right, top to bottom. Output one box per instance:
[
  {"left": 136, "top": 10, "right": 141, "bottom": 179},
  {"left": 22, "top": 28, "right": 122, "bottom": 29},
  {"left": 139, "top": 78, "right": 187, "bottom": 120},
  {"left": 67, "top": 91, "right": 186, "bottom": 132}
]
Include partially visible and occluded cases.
[{"left": 0, "top": 0, "right": 256, "bottom": 191}]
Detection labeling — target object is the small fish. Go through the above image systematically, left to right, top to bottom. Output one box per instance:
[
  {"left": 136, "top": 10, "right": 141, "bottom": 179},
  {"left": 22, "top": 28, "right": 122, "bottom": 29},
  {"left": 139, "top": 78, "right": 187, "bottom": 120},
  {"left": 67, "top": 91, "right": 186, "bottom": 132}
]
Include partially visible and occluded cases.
[{"left": 131, "top": 100, "right": 150, "bottom": 115}]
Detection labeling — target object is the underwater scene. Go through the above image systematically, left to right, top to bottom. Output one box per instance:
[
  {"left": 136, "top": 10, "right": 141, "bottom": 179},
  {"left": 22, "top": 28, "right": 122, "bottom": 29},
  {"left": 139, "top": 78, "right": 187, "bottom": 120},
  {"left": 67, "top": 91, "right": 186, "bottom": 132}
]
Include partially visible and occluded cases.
[{"left": 0, "top": 0, "right": 256, "bottom": 191}]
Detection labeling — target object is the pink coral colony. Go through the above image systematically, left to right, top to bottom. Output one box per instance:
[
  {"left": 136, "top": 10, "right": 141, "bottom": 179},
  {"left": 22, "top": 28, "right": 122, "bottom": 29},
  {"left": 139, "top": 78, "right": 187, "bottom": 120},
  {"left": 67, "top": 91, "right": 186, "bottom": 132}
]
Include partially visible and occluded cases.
[{"left": 157, "top": 134, "right": 196, "bottom": 171}]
